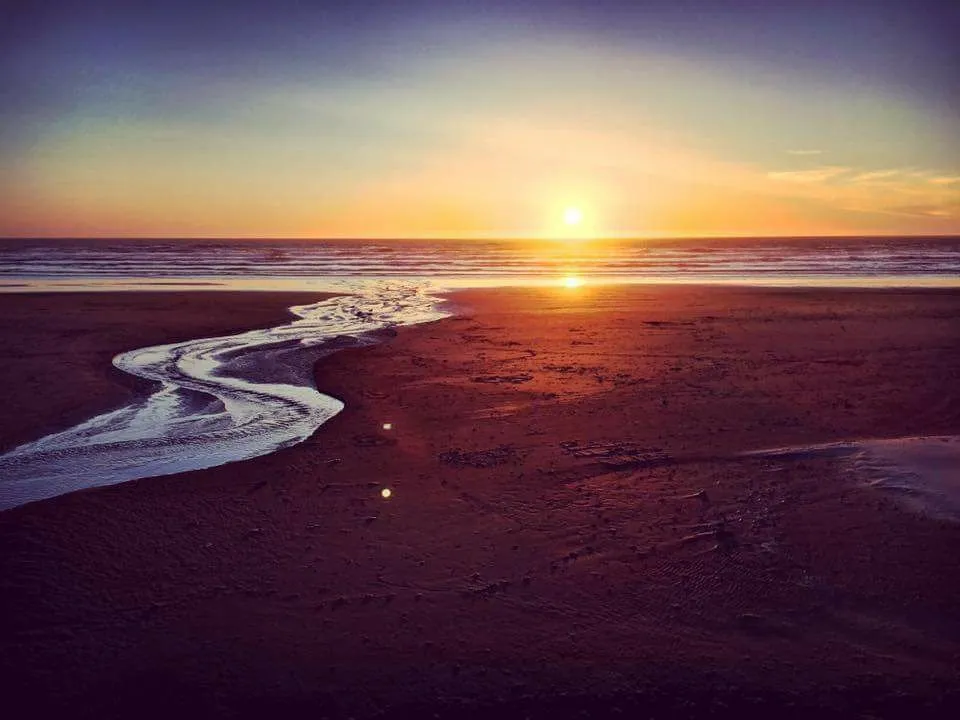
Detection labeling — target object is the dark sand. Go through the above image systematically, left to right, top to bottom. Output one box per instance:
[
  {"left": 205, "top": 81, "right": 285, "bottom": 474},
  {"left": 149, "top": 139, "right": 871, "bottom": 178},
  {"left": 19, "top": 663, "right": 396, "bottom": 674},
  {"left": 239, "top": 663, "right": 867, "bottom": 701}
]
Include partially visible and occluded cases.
[{"left": 2, "top": 285, "right": 959, "bottom": 719}]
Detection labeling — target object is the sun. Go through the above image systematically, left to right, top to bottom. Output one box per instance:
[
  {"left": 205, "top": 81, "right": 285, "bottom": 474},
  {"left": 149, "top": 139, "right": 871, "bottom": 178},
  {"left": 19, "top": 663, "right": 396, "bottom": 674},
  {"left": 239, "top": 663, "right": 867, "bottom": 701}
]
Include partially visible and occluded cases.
[
  {"left": 547, "top": 201, "right": 593, "bottom": 240},
  {"left": 563, "top": 207, "right": 584, "bottom": 226}
]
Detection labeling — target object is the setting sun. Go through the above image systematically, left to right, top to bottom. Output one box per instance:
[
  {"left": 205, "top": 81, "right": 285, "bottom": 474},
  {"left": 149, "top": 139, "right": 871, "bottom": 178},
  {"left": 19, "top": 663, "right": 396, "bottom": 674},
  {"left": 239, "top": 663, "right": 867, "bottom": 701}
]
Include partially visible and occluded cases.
[
  {"left": 563, "top": 207, "right": 584, "bottom": 226},
  {"left": 563, "top": 274, "right": 583, "bottom": 288}
]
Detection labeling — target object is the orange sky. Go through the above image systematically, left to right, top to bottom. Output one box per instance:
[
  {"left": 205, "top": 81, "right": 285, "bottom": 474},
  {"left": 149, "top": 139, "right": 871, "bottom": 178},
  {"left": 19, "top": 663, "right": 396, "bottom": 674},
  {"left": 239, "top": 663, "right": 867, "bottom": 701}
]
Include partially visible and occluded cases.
[{"left": 2, "top": 13, "right": 958, "bottom": 238}]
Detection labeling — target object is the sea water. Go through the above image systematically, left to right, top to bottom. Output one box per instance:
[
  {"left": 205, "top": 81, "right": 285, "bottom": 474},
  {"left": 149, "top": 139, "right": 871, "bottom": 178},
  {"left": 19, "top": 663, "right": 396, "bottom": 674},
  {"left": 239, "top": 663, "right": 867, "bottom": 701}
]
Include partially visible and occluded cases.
[{"left": 2, "top": 235, "right": 959, "bottom": 292}]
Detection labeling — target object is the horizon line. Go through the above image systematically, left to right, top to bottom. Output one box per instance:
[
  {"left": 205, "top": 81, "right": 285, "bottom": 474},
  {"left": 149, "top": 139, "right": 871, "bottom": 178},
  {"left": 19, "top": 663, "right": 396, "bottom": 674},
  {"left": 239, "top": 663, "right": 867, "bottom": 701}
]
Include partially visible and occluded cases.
[{"left": 2, "top": 233, "right": 959, "bottom": 242}]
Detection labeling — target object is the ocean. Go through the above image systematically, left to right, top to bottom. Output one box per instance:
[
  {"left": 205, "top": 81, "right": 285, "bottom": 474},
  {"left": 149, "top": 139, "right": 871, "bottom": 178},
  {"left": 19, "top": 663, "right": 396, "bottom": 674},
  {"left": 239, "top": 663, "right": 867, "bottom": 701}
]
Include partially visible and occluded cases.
[{"left": 2, "top": 236, "right": 959, "bottom": 291}]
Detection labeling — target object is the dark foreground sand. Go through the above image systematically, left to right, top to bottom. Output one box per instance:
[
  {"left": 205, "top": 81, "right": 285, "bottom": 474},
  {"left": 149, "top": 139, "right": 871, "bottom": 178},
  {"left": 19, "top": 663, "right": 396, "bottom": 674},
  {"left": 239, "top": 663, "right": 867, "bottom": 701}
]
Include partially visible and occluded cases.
[{"left": 1, "top": 285, "right": 959, "bottom": 719}]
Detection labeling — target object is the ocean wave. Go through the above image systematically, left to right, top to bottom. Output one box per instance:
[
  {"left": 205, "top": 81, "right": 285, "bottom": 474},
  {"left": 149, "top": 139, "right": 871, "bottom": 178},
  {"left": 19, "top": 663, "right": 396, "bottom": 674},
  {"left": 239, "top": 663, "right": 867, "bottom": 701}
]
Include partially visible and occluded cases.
[{"left": 2, "top": 238, "right": 959, "bottom": 282}]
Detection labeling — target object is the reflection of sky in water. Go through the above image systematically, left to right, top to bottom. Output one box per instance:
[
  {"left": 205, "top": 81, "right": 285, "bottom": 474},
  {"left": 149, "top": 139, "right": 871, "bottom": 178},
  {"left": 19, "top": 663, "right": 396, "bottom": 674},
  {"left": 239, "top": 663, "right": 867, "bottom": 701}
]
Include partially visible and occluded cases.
[{"left": 749, "top": 436, "right": 960, "bottom": 522}]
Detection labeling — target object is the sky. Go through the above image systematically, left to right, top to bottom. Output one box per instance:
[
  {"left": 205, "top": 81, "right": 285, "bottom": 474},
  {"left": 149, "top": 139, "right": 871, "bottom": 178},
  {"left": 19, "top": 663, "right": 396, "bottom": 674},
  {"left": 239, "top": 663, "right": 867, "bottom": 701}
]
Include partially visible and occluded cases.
[{"left": 1, "top": 0, "right": 959, "bottom": 239}]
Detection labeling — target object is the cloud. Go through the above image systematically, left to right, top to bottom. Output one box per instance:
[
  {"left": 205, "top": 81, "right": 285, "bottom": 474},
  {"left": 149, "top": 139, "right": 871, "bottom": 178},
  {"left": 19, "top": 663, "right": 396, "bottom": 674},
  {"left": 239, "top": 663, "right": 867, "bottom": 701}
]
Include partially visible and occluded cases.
[
  {"left": 786, "top": 149, "right": 822, "bottom": 155},
  {"left": 759, "top": 160, "right": 960, "bottom": 228},
  {"left": 767, "top": 166, "right": 850, "bottom": 183},
  {"left": 849, "top": 169, "right": 900, "bottom": 182},
  {"left": 885, "top": 204, "right": 954, "bottom": 218}
]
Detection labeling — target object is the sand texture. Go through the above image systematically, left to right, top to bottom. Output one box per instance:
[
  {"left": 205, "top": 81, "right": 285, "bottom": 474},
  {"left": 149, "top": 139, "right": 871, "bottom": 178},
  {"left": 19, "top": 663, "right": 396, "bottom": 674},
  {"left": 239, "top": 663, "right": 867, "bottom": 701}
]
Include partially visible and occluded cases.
[{"left": 2, "top": 285, "right": 960, "bottom": 719}]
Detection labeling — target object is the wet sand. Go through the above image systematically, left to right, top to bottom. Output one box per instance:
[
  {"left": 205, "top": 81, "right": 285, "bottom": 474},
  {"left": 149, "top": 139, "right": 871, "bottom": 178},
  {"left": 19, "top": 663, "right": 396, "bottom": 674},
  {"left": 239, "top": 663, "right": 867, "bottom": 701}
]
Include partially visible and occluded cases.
[{"left": 2, "top": 285, "right": 960, "bottom": 719}]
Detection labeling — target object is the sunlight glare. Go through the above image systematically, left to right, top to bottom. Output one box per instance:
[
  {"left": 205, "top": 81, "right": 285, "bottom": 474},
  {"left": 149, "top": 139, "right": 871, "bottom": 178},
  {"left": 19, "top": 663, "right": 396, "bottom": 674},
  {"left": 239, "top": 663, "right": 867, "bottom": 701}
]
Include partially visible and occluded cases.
[
  {"left": 563, "top": 207, "right": 584, "bottom": 226},
  {"left": 563, "top": 274, "right": 583, "bottom": 289}
]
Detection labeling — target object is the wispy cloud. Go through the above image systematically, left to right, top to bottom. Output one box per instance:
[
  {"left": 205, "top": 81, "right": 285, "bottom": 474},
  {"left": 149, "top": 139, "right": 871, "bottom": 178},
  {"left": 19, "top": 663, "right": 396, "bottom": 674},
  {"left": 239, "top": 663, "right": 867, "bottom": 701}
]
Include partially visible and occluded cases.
[
  {"left": 786, "top": 149, "right": 822, "bottom": 156},
  {"left": 759, "top": 160, "right": 960, "bottom": 228},
  {"left": 767, "top": 166, "right": 850, "bottom": 183},
  {"left": 849, "top": 169, "right": 900, "bottom": 182},
  {"left": 886, "top": 204, "right": 954, "bottom": 218}
]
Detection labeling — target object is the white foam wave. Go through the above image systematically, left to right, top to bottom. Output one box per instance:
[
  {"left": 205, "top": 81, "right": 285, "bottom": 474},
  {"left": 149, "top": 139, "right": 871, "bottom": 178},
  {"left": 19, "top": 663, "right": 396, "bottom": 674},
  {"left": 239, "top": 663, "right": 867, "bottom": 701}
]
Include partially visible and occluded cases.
[{"left": 0, "top": 281, "right": 448, "bottom": 511}]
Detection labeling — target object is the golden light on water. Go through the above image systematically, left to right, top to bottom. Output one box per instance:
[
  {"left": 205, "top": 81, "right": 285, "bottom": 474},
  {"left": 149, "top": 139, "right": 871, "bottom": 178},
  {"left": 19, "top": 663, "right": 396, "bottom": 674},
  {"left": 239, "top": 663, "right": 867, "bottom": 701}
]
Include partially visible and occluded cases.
[
  {"left": 563, "top": 274, "right": 583, "bottom": 289},
  {"left": 381, "top": 488, "right": 392, "bottom": 499}
]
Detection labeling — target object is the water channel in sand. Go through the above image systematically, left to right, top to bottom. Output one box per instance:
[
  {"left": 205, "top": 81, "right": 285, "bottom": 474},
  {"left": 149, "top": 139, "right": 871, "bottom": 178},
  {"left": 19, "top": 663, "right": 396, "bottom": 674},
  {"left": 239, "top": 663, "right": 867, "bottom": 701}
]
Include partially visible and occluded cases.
[{"left": 0, "top": 282, "right": 448, "bottom": 511}]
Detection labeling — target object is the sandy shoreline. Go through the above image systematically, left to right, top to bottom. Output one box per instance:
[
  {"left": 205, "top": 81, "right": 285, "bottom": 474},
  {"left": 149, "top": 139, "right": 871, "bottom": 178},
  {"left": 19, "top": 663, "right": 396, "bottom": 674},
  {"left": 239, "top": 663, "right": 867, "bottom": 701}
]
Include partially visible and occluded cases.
[{"left": 2, "top": 285, "right": 960, "bottom": 718}]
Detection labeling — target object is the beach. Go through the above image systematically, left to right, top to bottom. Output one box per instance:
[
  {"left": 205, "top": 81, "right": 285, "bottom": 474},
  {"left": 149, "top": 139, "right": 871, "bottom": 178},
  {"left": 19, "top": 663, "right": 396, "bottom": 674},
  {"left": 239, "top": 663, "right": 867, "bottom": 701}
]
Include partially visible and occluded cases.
[{"left": 2, "top": 285, "right": 959, "bottom": 718}]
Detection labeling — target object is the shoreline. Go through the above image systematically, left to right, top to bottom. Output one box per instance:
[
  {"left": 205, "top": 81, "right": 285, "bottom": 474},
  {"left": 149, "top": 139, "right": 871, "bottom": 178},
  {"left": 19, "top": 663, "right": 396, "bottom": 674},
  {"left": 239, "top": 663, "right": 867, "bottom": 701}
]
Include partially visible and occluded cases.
[
  {"left": 4, "top": 273, "right": 960, "bottom": 295},
  {"left": 2, "top": 285, "right": 960, "bottom": 718}
]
